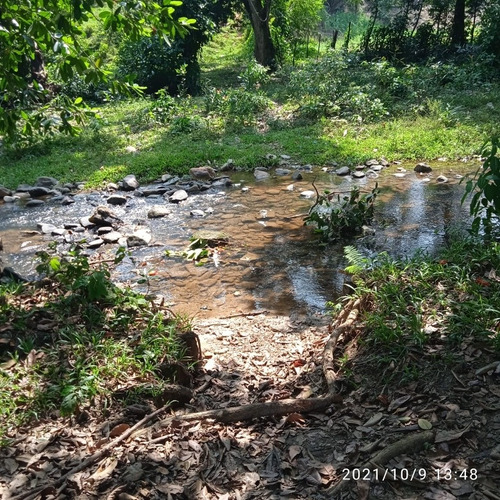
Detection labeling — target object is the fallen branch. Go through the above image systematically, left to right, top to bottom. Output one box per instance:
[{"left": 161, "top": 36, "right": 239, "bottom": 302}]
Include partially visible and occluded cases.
[
  {"left": 10, "top": 403, "right": 173, "bottom": 500},
  {"left": 325, "top": 430, "right": 436, "bottom": 496}
]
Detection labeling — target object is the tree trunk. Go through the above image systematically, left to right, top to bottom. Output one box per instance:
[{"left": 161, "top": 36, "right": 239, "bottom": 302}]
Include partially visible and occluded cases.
[
  {"left": 242, "top": 0, "right": 277, "bottom": 70},
  {"left": 451, "top": 0, "right": 466, "bottom": 47}
]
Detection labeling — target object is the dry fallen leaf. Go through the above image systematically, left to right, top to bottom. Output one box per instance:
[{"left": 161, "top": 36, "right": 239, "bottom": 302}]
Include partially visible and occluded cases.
[
  {"left": 109, "top": 423, "right": 131, "bottom": 438},
  {"left": 288, "top": 445, "right": 302, "bottom": 461},
  {"left": 89, "top": 457, "right": 118, "bottom": 481}
]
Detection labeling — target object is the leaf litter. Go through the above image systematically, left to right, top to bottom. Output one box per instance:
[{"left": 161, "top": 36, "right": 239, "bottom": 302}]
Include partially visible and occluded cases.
[{"left": 1, "top": 310, "right": 500, "bottom": 499}]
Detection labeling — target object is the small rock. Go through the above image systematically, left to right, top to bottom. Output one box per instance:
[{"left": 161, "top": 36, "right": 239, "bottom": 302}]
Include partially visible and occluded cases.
[
  {"left": 125, "top": 145, "right": 138, "bottom": 154},
  {"left": 265, "top": 154, "right": 277, "bottom": 161},
  {"left": 280, "top": 154, "right": 291, "bottom": 160},
  {"left": 379, "top": 158, "right": 390, "bottom": 167},
  {"left": 220, "top": 159, "right": 235, "bottom": 172},
  {"left": 365, "top": 159, "right": 380, "bottom": 167},
  {"left": 414, "top": 162, "right": 432, "bottom": 173},
  {"left": 355, "top": 165, "right": 366, "bottom": 170},
  {"left": 370, "top": 165, "right": 383, "bottom": 172},
  {"left": 335, "top": 166, "right": 351, "bottom": 176},
  {"left": 190, "top": 167, "right": 216, "bottom": 180},
  {"left": 397, "top": 167, "right": 407, "bottom": 172},
  {"left": 275, "top": 168, "right": 291, "bottom": 176},
  {"left": 254, "top": 169, "right": 270, "bottom": 181},
  {"left": 291, "top": 171, "right": 303, "bottom": 181},
  {"left": 353, "top": 171, "right": 366, "bottom": 179},
  {"left": 393, "top": 173, "right": 406, "bottom": 178},
  {"left": 121, "top": 174, "right": 139, "bottom": 191},
  {"left": 161, "top": 174, "right": 173, "bottom": 182},
  {"left": 436, "top": 175, "right": 448, "bottom": 183},
  {"left": 211, "top": 177, "right": 232, "bottom": 188},
  {"left": 421, "top": 178, "right": 431, "bottom": 183},
  {"left": 107, "top": 182, "right": 119, "bottom": 191},
  {"left": 286, "top": 184, "right": 294, "bottom": 191},
  {"left": 0, "top": 185, "right": 12, "bottom": 198},
  {"left": 241, "top": 187, "right": 250, "bottom": 192},
  {"left": 169, "top": 189, "right": 189, "bottom": 203},
  {"left": 300, "top": 190, "right": 315, "bottom": 199},
  {"left": 14, "top": 192, "right": 31, "bottom": 200},
  {"left": 107, "top": 195, "right": 127, "bottom": 206},
  {"left": 3, "top": 196, "right": 18, "bottom": 203},
  {"left": 61, "top": 196, "right": 75, "bottom": 205},
  {"left": 26, "top": 200, "right": 45, "bottom": 207},
  {"left": 89, "top": 206, "right": 121, "bottom": 226},
  {"left": 148, "top": 206, "right": 170, "bottom": 218},
  {"left": 190, "top": 209, "right": 206, "bottom": 217},
  {"left": 79, "top": 216, "right": 95, "bottom": 228},
  {"left": 37, "top": 223, "right": 58, "bottom": 234},
  {"left": 64, "top": 223, "right": 80, "bottom": 230},
  {"left": 362, "top": 225, "right": 376, "bottom": 236},
  {"left": 97, "top": 226, "right": 114, "bottom": 235},
  {"left": 127, "top": 230, "right": 152, "bottom": 247},
  {"left": 102, "top": 231, "right": 122, "bottom": 244},
  {"left": 87, "top": 238, "right": 104, "bottom": 249}
]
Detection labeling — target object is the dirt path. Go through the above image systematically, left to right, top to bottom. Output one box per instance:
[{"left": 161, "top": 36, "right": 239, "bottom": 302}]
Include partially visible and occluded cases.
[{"left": 2, "top": 311, "right": 500, "bottom": 499}]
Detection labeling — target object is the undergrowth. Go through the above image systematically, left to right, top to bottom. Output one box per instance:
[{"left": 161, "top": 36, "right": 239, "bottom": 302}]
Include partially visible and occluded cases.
[
  {"left": 339, "top": 237, "right": 500, "bottom": 371},
  {"left": 0, "top": 246, "right": 193, "bottom": 441}
]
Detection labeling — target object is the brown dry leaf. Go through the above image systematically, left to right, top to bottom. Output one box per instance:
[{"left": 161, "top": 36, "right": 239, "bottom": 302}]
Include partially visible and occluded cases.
[
  {"left": 1, "top": 358, "right": 17, "bottom": 370},
  {"left": 388, "top": 394, "right": 412, "bottom": 412},
  {"left": 364, "top": 412, "right": 383, "bottom": 427},
  {"left": 286, "top": 413, "right": 305, "bottom": 425},
  {"left": 109, "top": 423, "right": 131, "bottom": 438},
  {"left": 435, "top": 425, "right": 470, "bottom": 444},
  {"left": 188, "top": 440, "right": 202, "bottom": 453},
  {"left": 288, "top": 445, "right": 302, "bottom": 461},
  {"left": 89, "top": 457, "right": 118, "bottom": 481},
  {"left": 3, "top": 458, "right": 19, "bottom": 474},
  {"left": 156, "top": 483, "right": 184, "bottom": 495}
]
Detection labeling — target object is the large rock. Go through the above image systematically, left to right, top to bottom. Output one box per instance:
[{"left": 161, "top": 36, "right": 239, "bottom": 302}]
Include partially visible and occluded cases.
[
  {"left": 190, "top": 167, "right": 216, "bottom": 180},
  {"left": 121, "top": 174, "right": 140, "bottom": 191},
  {"left": 35, "top": 176, "right": 59, "bottom": 188}
]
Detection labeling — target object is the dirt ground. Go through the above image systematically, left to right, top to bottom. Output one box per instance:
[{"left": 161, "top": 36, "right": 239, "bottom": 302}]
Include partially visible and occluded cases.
[{"left": 2, "top": 309, "right": 500, "bottom": 500}]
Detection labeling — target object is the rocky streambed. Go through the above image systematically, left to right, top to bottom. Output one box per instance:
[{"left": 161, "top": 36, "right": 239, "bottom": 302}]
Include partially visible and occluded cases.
[{"left": 0, "top": 157, "right": 478, "bottom": 318}]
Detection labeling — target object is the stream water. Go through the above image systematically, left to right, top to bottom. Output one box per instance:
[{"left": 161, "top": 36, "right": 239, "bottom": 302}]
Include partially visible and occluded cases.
[{"left": 0, "top": 162, "right": 478, "bottom": 318}]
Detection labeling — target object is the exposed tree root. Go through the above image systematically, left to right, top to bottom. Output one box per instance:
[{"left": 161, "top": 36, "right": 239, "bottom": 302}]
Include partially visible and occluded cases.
[{"left": 12, "top": 297, "right": 364, "bottom": 500}]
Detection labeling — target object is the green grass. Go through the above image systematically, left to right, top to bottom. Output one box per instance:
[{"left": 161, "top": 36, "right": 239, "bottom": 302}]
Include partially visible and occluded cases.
[
  {"left": 1, "top": 29, "right": 499, "bottom": 191},
  {"left": 343, "top": 238, "right": 500, "bottom": 364}
]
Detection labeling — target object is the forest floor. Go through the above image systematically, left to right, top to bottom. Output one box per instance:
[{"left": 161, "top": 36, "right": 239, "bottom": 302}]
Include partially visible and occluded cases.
[{"left": 2, "top": 305, "right": 500, "bottom": 500}]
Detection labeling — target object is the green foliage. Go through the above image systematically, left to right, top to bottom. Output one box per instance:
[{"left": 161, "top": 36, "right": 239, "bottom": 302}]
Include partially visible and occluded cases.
[
  {"left": 0, "top": 0, "right": 193, "bottom": 143},
  {"left": 478, "top": 2, "right": 500, "bottom": 63},
  {"left": 462, "top": 137, "right": 500, "bottom": 238},
  {"left": 305, "top": 184, "right": 378, "bottom": 242},
  {"left": 350, "top": 237, "right": 500, "bottom": 361},
  {"left": 0, "top": 245, "right": 190, "bottom": 433},
  {"left": 343, "top": 245, "right": 373, "bottom": 275}
]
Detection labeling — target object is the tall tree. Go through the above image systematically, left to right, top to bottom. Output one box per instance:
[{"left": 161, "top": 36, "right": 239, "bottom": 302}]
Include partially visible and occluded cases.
[
  {"left": 241, "top": 0, "right": 277, "bottom": 69},
  {"left": 451, "top": 0, "right": 466, "bottom": 46}
]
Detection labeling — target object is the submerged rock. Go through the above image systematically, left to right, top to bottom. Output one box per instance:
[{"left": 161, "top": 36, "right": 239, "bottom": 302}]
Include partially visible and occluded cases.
[
  {"left": 414, "top": 163, "right": 432, "bottom": 173},
  {"left": 335, "top": 166, "right": 351, "bottom": 176},
  {"left": 254, "top": 169, "right": 270, "bottom": 181}
]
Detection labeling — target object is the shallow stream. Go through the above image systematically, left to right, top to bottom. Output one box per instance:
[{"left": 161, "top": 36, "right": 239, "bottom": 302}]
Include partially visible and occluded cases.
[{"left": 0, "top": 161, "right": 478, "bottom": 318}]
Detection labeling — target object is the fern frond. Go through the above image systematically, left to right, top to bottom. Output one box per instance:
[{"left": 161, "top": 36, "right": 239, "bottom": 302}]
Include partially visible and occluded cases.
[{"left": 344, "top": 245, "right": 370, "bottom": 275}]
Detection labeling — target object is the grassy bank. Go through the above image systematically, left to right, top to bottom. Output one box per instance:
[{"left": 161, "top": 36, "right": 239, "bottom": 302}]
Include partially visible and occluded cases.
[{"left": 1, "top": 29, "right": 499, "bottom": 190}]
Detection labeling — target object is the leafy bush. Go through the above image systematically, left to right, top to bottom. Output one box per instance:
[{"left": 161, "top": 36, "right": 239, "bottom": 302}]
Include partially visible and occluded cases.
[
  {"left": 462, "top": 137, "right": 500, "bottom": 238},
  {"left": 305, "top": 184, "right": 379, "bottom": 242}
]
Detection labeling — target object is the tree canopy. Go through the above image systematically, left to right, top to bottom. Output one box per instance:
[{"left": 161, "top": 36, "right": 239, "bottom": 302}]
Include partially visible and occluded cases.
[{"left": 0, "top": 0, "right": 194, "bottom": 141}]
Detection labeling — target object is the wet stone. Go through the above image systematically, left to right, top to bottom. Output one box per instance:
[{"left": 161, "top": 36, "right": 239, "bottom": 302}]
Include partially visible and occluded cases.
[
  {"left": 365, "top": 159, "right": 380, "bottom": 167},
  {"left": 414, "top": 162, "right": 433, "bottom": 173},
  {"left": 370, "top": 165, "right": 383, "bottom": 172},
  {"left": 335, "top": 166, "right": 351, "bottom": 176},
  {"left": 190, "top": 167, "right": 216, "bottom": 180},
  {"left": 275, "top": 168, "right": 291, "bottom": 176},
  {"left": 254, "top": 169, "right": 270, "bottom": 181},
  {"left": 291, "top": 171, "right": 303, "bottom": 181},
  {"left": 353, "top": 171, "right": 366, "bottom": 179},
  {"left": 121, "top": 174, "right": 139, "bottom": 191},
  {"left": 436, "top": 175, "right": 449, "bottom": 183},
  {"left": 35, "top": 176, "right": 59, "bottom": 188},
  {"left": 0, "top": 186, "right": 12, "bottom": 198},
  {"left": 27, "top": 186, "right": 51, "bottom": 198},
  {"left": 169, "top": 190, "right": 189, "bottom": 203},
  {"left": 300, "top": 190, "right": 315, "bottom": 199},
  {"left": 107, "top": 195, "right": 127, "bottom": 206},
  {"left": 3, "top": 196, "right": 18, "bottom": 203},
  {"left": 61, "top": 196, "right": 75, "bottom": 205},
  {"left": 26, "top": 200, "right": 45, "bottom": 207},
  {"left": 148, "top": 206, "right": 170, "bottom": 218},
  {"left": 190, "top": 210, "right": 206, "bottom": 217},
  {"left": 79, "top": 216, "right": 95, "bottom": 228},
  {"left": 38, "top": 223, "right": 57, "bottom": 234},
  {"left": 97, "top": 226, "right": 114, "bottom": 235},
  {"left": 127, "top": 230, "right": 151, "bottom": 247},
  {"left": 102, "top": 231, "right": 122, "bottom": 243},
  {"left": 87, "top": 238, "right": 104, "bottom": 248}
]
